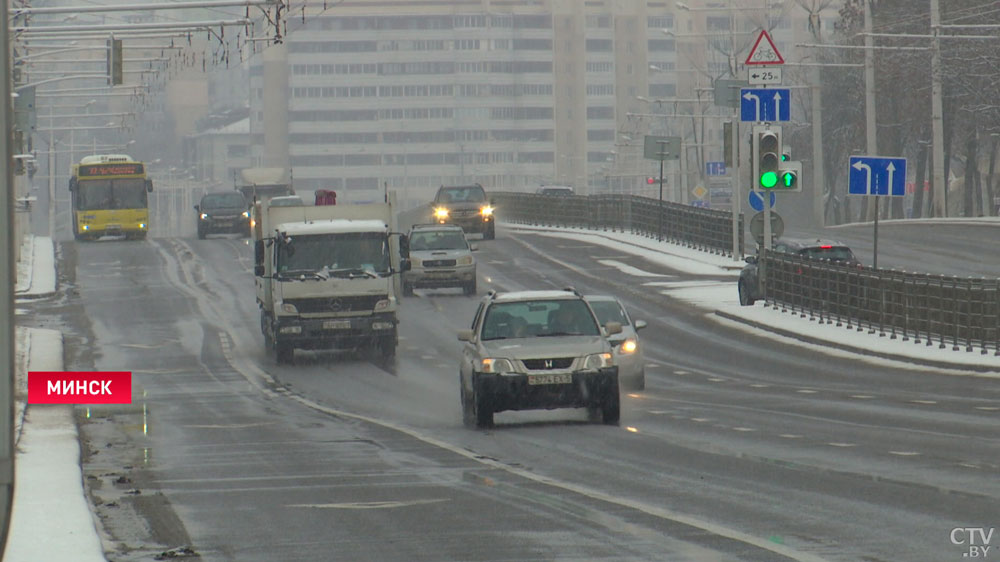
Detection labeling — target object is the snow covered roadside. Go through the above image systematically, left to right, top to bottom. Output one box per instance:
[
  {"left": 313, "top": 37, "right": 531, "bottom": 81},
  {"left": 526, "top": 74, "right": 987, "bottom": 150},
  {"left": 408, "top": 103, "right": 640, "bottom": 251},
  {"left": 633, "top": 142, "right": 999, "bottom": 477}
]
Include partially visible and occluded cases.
[
  {"left": 505, "top": 222, "right": 1000, "bottom": 374},
  {"left": 14, "top": 235, "right": 57, "bottom": 299}
]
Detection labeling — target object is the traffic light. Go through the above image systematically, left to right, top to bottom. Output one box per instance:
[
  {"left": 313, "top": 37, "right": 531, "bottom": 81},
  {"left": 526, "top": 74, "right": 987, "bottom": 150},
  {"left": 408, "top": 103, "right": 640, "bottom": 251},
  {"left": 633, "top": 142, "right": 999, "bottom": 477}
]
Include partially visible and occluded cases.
[
  {"left": 107, "top": 38, "right": 123, "bottom": 86},
  {"left": 752, "top": 125, "right": 781, "bottom": 190},
  {"left": 782, "top": 145, "right": 791, "bottom": 162},
  {"left": 776, "top": 160, "right": 802, "bottom": 192},
  {"left": 647, "top": 177, "right": 655, "bottom": 185}
]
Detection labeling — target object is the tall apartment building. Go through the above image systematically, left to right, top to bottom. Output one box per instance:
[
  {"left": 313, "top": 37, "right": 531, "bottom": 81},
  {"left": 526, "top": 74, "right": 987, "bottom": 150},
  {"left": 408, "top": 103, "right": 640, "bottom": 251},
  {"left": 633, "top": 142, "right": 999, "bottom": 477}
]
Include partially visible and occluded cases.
[
  {"left": 242, "top": 0, "right": 840, "bottom": 205},
  {"left": 246, "top": 0, "right": 678, "bottom": 205}
]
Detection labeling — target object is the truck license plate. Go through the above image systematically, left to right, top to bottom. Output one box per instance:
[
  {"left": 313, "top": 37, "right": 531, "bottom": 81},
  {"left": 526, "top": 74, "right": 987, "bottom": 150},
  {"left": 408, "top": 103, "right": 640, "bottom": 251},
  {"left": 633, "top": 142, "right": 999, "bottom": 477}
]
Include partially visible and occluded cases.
[
  {"left": 323, "top": 320, "right": 351, "bottom": 330},
  {"left": 527, "top": 374, "right": 572, "bottom": 385}
]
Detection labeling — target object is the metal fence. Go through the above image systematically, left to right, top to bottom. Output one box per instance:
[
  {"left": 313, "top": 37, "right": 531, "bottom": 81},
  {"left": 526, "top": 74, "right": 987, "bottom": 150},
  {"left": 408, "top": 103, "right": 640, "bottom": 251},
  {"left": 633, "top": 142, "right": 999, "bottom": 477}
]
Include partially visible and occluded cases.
[
  {"left": 490, "top": 190, "right": 1000, "bottom": 355},
  {"left": 492, "top": 192, "right": 743, "bottom": 257},
  {"left": 765, "top": 253, "right": 1000, "bottom": 355}
]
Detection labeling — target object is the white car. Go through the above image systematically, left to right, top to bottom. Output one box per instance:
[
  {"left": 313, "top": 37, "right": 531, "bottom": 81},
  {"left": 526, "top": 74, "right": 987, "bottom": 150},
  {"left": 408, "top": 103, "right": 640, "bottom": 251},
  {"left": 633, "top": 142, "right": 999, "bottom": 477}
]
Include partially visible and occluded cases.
[{"left": 585, "top": 295, "right": 647, "bottom": 390}]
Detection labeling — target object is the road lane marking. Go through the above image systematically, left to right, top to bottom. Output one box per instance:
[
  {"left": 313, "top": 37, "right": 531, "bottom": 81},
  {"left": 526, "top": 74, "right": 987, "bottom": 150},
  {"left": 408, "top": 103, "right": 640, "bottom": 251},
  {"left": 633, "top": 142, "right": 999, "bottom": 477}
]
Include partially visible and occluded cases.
[
  {"left": 595, "top": 259, "right": 672, "bottom": 278},
  {"left": 796, "top": 389, "right": 818, "bottom": 394},
  {"left": 850, "top": 395, "right": 874, "bottom": 399},
  {"left": 909, "top": 400, "right": 937, "bottom": 405},
  {"left": 974, "top": 406, "right": 998, "bottom": 411},
  {"left": 732, "top": 427, "right": 756, "bottom": 432},
  {"left": 779, "top": 434, "right": 802, "bottom": 439},
  {"left": 827, "top": 442, "right": 856, "bottom": 448},
  {"left": 888, "top": 451, "right": 921, "bottom": 456},
  {"left": 287, "top": 499, "right": 448, "bottom": 509}
]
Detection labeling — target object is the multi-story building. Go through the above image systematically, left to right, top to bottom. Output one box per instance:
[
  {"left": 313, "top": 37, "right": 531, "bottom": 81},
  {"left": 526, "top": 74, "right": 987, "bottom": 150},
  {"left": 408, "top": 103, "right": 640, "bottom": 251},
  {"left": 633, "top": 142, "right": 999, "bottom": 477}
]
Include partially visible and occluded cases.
[{"left": 237, "top": 0, "right": 840, "bottom": 206}]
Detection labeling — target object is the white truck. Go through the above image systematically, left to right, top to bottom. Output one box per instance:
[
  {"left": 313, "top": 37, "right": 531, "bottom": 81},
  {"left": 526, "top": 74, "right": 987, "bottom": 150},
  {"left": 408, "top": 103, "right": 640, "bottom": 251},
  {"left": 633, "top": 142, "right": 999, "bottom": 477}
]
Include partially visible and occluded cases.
[
  {"left": 237, "top": 167, "right": 295, "bottom": 203},
  {"left": 253, "top": 194, "right": 409, "bottom": 364}
]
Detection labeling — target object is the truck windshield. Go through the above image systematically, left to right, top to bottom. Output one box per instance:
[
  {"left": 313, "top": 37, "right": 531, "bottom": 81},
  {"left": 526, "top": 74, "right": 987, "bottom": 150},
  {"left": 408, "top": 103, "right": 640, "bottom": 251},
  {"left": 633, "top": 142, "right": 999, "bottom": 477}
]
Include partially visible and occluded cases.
[{"left": 277, "top": 232, "right": 390, "bottom": 275}]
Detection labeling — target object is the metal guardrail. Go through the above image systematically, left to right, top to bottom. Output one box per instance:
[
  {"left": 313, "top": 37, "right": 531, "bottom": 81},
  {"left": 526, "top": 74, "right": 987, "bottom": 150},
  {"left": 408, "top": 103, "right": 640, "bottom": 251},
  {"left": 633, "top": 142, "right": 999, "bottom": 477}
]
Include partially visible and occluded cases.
[
  {"left": 490, "top": 190, "right": 1000, "bottom": 356},
  {"left": 492, "top": 192, "right": 744, "bottom": 257},
  {"left": 765, "top": 254, "right": 1000, "bottom": 355}
]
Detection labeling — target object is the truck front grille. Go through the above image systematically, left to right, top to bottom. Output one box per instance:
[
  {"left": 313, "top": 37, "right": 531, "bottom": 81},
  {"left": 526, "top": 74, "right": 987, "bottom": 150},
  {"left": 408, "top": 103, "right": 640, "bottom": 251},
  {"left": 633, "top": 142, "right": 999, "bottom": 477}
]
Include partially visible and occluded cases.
[{"left": 285, "top": 295, "right": 383, "bottom": 314}]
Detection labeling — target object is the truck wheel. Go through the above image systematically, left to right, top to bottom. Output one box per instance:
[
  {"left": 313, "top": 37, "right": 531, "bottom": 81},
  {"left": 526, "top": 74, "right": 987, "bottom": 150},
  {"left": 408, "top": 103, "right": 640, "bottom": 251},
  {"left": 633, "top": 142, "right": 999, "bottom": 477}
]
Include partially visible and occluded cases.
[
  {"left": 484, "top": 223, "right": 495, "bottom": 240},
  {"left": 197, "top": 227, "right": 207, "bottom": 240},
  {"left": 463, "top": 279, "right": 476, "bottom": 296},
  {"left": 402, "top": 282, "right": 414, "bottom": 297},
  {"left": 275, "top": 342, "right": 294, "bottom": 365},
  {"left": 600, "top": 384, "right": 620, "bottom": 425}
]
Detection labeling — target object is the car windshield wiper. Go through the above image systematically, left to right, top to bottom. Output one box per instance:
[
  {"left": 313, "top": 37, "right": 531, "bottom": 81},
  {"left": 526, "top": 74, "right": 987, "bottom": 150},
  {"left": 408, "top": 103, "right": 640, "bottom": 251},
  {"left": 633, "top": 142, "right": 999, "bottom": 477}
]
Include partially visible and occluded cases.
[{"left": 538, "top": 331, "right": 583, "bottom": 337}]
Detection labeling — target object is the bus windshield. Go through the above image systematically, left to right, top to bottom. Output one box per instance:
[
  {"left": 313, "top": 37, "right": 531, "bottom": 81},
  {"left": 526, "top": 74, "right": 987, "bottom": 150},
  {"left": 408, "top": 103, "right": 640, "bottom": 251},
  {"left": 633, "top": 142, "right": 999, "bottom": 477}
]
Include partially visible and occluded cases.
[{"left": 77, "top": 179, "right": 147, "bottom": 210}]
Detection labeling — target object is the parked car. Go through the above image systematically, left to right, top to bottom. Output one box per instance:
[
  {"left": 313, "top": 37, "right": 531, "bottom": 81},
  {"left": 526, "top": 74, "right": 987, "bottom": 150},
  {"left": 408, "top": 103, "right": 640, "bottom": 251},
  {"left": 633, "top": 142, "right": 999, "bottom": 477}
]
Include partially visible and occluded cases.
[
  {"left": 432, "top": 183, "right": 495, "bottom": 240},
  {"left": 536, "top": 186, "right": 575, "bottom": 196},
  {"left": 195, "top": 192, "right": 251, "bottom": 239},
  {"left": 403, "top": 224, "right": 477, "bottom": 296},
  {"left": 739, "top": 238, "right": 861, "bottom": 306},
  {"left": 457, "top": 288, "right": 622, "bottom": 428},
  {"left": 584, "top": 295, "right": 647, "bottom": 391}
]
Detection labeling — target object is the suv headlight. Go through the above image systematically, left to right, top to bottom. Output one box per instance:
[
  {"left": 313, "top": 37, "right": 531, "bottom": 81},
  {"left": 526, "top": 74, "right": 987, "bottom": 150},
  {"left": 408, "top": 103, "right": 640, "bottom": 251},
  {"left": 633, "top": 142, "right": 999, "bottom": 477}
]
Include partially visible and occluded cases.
[
  {"left": 480, "top": 205, "right": 494, "bottom": 216},
  {"left": 434, "top": 207, "right": 449, "bottom": 219},
  {"left": 242, "top": 210, "right": 251, "bottom": 218},
  {"left": 200, "top": 213, "right": 209, "bottom": 220},
  {"left": 457, "top": 256, "right": 473, "bottom": 266},
  {"left": 618, "top": 339, "right": 638, "bottom": 354},
  {"left": 583, "top": 352, "right": 613, "bottom": 370},
  {"left": 481, "top": 358, "right": 515, "bottom": 374}
]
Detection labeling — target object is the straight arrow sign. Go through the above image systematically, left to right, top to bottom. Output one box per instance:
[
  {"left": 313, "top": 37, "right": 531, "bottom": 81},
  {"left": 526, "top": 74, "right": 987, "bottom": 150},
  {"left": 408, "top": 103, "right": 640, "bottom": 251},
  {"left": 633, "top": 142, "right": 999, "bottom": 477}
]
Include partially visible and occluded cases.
[
  {"left": 740, "top": 88, "right": 791, "bottom": 122},
  {"left": 848, "top": 156, "right": 907, "bottom": 196}
]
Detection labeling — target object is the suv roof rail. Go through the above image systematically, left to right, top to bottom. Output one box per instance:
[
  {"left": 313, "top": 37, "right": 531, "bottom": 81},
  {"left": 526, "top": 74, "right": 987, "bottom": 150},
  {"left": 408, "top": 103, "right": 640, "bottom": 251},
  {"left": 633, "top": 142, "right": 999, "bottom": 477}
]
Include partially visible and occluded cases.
[
  {"left": 562, "top": 286, "right": 582, "bottom": 297},
  {"left": 487, "top": 289, "right": 498, "bottom": 300}
]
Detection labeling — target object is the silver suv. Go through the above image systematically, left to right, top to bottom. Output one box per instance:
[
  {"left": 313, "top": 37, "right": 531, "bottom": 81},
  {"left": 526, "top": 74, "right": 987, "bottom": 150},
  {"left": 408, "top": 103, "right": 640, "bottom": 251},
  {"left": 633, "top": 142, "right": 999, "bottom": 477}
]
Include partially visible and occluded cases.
[
  {"left": 403, "top": 224, "right": 477, "bottom": 296},
  {"left": 457, "top": 288, "right": 622, "bottom": 428}
]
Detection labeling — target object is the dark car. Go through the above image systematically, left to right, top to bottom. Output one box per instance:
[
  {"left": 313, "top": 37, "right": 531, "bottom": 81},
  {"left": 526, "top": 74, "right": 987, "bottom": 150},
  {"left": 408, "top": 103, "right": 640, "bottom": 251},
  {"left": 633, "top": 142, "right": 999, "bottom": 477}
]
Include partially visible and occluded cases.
[
  {"left": 432, "top": 184, "right": 495, "bottom": 240},
  {"left": 536, "top": 186, "right": 575, "bottom": 196},
  {"left": 195, "top": 192, "right": 251, "bottom": 239},
  {"left": 738, "top": 238, "right": 861, "bottom": 306}
]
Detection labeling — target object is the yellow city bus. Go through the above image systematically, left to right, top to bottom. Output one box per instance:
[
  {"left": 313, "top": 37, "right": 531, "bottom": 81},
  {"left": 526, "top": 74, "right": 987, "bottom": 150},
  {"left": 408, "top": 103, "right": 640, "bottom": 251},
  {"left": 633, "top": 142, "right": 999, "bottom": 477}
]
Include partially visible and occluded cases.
[{"left": 68, "top": 154, "right": 153, "bottom": 241}]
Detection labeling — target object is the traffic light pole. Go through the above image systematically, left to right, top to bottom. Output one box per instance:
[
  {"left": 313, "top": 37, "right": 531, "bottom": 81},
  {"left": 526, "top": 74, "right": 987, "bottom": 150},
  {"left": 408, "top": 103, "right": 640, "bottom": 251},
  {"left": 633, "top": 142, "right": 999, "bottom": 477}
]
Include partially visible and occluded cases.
[{"left": 657, "top": 140, "right": 670, "bottom": 242}]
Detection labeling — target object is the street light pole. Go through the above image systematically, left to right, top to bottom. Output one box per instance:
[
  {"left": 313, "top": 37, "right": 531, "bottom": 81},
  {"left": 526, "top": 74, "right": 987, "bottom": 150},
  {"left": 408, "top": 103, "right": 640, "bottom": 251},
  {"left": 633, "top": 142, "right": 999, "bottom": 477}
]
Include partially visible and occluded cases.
[{"left": 930, "top": 0, "right": 946, "bottom": 217}]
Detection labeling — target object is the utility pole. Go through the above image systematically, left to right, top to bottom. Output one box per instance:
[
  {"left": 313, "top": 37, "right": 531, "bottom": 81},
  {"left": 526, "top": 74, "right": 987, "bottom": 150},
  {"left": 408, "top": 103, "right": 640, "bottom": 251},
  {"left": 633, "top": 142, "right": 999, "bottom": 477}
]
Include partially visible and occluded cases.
[
  {"left": 0, "top": 0, "right": 16, "bottom": 554},
  {"left": 930, "top": 0, "right": 946, "bottom": 217}
]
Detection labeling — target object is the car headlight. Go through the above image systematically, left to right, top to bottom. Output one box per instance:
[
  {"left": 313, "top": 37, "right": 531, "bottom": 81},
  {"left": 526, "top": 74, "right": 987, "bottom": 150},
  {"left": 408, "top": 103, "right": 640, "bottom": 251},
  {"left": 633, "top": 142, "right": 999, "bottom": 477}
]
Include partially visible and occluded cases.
[
  {"left": 480, "top": 205, "right": 494, "bottom": 216},
  {"left": 434, "top": 207, "right": 449, "bottom": 219},
  {"left": 242, "top": 211, "right": 250, "bottom": 218},
  {"left": 200, "top": 213, "right": 209, "bottom": 220},
  {"left": 250, "top": 218, "right": 256, "bottom": 229},
  {"left": 457, "top": 256, "right": 473, "bottom": 265},
  {"left": 280, "top": 302, "right": 298, "bottom": 314},
  {"left": 619, "top": 339, "right": 638, "bottom": 354},
  {"left": 583, "top": 352, "right": 613, "bottom": 370},
  {"left": 481, "top": 358, "right": 515, "bottom": 374}
]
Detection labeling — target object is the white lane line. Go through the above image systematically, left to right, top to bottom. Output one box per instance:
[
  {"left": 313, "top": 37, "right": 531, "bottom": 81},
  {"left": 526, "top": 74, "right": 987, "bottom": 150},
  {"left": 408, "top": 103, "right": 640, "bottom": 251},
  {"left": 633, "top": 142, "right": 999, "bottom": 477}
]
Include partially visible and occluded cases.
[
  {"left": 595, "top": 259, "right": 672, "bottom": 278},
  {"left": 420, "top": 355, "right": 436, "bottom": 360},
  {"left": 673, "top": 370, "right": 689, "bottom": 375},
  {"left": 707, "top": 377, "right": 725, "bottom": 382},
  {"left": 750, "top": 384, "right": 770, "bottom": 388},
  {"left": 796, "top": 389, "right": 818, "bottom": 394},
  {"left": 850, "top": 395, "right": 875, "bottom": 399},
  {"left": 909, "top": 400, "right": 937, "bottom": 405},
  {"left": 974, "top": 406, "right": 999, "bottom": 411},
  {"left": 648, "top": 410, "right": 670, "bottom": 415},
  {"left": 690, "top": 418, "right": 711, "bottom": 423},
  {"left": 732, "top": 427, "right": 756, "bottom": 432},
  {"left": 779, "top": 434, "right": 803, "bottom": 439},
  {"left": 828, "top": 442, "right": 856, "bottom": 448},
  {"left": 888, "top": 451, "right": 921, "bottom": 457},
  {"left": 288, "top": 499, "right": 448, "bottom": 509}
]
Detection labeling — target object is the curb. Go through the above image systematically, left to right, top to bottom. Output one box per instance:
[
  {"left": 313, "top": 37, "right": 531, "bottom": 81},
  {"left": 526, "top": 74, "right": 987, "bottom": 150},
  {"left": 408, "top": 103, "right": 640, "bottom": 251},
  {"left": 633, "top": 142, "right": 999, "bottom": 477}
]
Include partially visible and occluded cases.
[
  {"left": 13, "top": 235, "right": 34, "bottom": 295},
  {"left": 14, "top": 236, "right": 58, "bottom": 300},
  {"left": 714, "top": 309, "right": 1000, "bottom": 373}
]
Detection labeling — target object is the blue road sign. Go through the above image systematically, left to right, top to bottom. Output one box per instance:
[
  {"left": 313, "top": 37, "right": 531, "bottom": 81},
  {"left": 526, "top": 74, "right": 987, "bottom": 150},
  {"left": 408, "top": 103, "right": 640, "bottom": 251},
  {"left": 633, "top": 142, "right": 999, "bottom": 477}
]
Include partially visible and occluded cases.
[
  {"left": 740, "top": 88, "right": 791, "bottom": 122},
  {"left": 848, "top": 156, "right": 907, "bottom": 196},
  {"left": 706, "top": 161, "right": 727, "bottom": 176},
  {"left": 748, "top": 190, "right": 776, "bottom": 211}
]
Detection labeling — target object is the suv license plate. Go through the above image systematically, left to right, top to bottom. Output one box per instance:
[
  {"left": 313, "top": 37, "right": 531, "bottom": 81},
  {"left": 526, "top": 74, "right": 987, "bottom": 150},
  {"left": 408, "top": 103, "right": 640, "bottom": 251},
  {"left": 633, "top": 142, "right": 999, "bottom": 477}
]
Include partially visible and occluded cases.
[
  {"left": 323, "top": 320, "right": 351, "bottom": 330},
  {"left": 527, "top": 374, "right": 572, "bottom": 385}
]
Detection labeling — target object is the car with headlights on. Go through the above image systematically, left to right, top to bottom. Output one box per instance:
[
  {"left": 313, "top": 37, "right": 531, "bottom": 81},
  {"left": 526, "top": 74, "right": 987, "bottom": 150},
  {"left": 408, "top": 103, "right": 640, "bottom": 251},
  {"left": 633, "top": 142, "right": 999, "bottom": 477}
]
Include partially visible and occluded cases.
[
  {"left": 432, "top": 183, "right": 495, "bottom": 240},
  {"left": 195, "top": 192, "right": 251, "bottom": 239},
  {"left": 403, "top": 224, "right": 477, "bottom": 296},
  {"left": 739, "top": 237, "right": 862, "bottom": 306},
  {"left": 457, "top": 288, "right": 622, "bottom": 428},
  {"left": 584, "top": 295, "right": 647, "bottom": 391}
]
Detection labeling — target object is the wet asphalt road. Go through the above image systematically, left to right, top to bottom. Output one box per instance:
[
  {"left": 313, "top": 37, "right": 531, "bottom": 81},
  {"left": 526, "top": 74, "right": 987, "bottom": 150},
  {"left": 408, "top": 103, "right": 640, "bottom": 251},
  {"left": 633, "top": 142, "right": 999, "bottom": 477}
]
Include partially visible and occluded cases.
[{"left": 52, "top": 220, "right": 1000, "bottom": 562}]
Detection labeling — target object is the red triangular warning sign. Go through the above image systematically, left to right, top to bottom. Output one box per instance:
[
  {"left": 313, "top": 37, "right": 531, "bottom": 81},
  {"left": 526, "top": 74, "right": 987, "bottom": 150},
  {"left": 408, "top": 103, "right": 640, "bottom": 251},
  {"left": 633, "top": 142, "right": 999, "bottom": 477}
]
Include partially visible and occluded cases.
[{"left": 745, "top": 30, "right": 784, "bottom": 65}]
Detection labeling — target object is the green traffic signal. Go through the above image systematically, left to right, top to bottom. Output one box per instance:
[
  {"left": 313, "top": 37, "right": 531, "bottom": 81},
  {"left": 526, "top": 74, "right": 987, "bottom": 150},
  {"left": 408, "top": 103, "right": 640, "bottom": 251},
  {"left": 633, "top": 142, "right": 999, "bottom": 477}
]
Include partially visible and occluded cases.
[
  {"left": 760, "top": 171, "right": 778, "bottom": 188},
  {"left": 781, "top": 171, "right": 797, "bottom": 188}
]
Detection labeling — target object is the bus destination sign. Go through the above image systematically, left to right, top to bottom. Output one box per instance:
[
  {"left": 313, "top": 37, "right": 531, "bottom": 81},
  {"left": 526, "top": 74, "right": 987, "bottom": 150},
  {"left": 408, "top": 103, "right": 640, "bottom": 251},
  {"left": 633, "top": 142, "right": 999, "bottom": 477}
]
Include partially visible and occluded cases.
[{"left": 78, "top": 163, "right": 144, "bottom": 177}]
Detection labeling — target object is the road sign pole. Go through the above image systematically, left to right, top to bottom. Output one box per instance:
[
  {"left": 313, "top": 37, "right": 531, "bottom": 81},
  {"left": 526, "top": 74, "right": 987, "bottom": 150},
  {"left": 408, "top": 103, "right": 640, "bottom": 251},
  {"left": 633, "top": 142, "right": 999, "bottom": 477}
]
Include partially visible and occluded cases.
[
  {"left": 732, "top": 116, "right": 741, "bottom": 259},
  {"left": 657, "top": 141, "right": 669, "bottom": 242},
  {"left": 873, "top": 194, "right": 879, "bottom": 269}
]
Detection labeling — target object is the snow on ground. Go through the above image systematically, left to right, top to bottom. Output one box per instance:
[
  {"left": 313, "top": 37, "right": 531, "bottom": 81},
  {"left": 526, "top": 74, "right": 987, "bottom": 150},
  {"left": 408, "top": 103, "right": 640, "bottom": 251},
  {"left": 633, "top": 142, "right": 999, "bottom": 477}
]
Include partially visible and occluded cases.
[{"left": 507, "top": 223, "right": 1000, "bottom": 375}]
